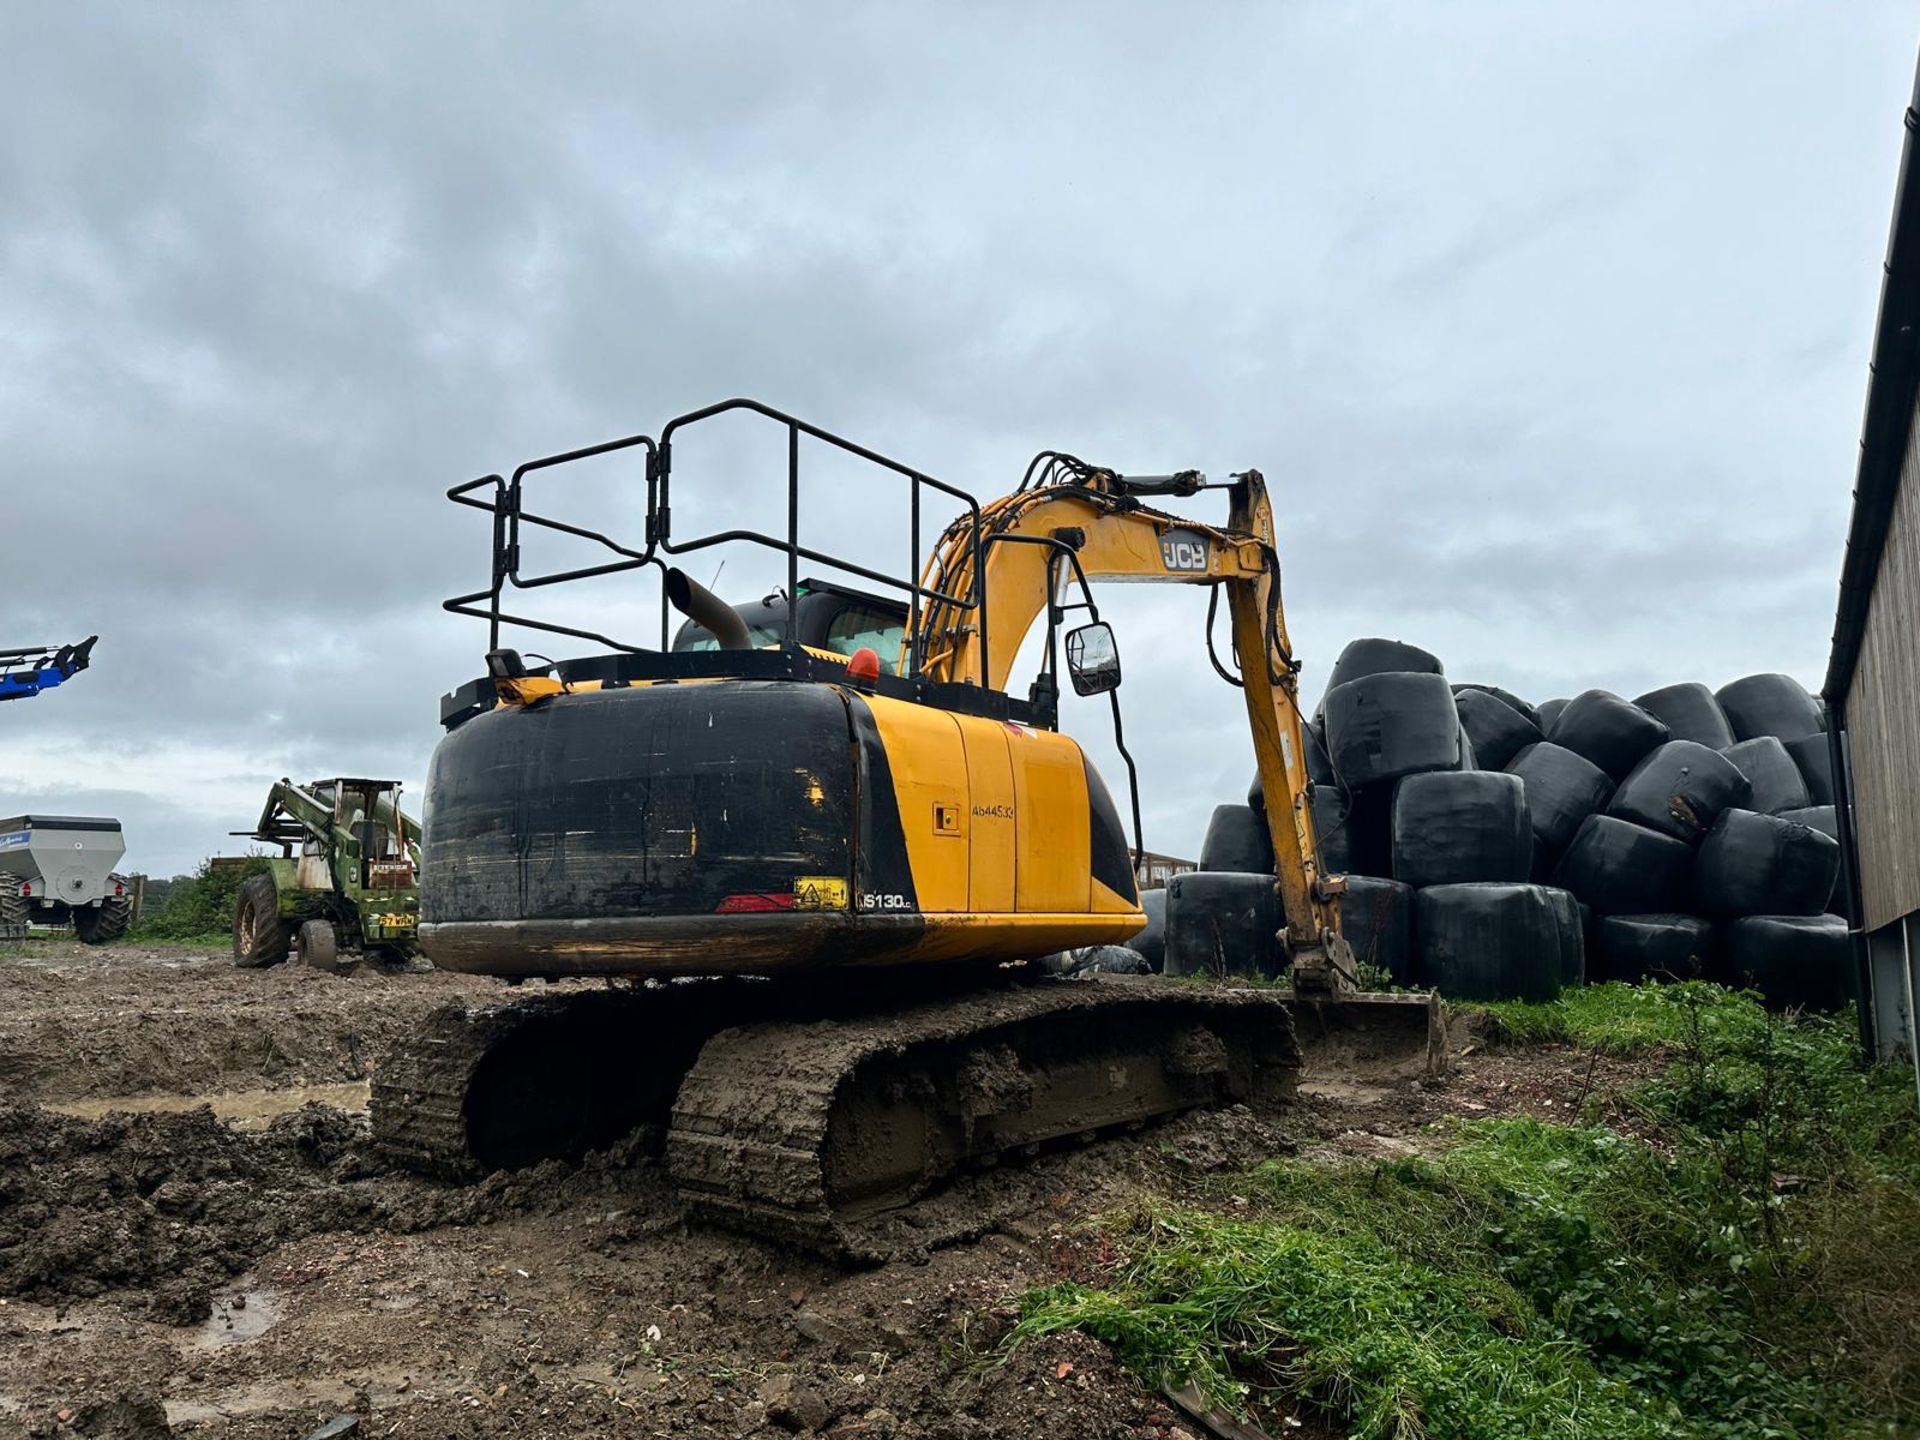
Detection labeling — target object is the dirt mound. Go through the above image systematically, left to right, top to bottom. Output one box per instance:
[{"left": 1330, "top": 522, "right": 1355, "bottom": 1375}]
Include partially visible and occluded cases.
[
  {"left": 0, "top": 940, "right": 504, "bottom": 1104},
  {"left": 0, "top": 1102, "right": 674, "bottom": 1326},
  {"left": 0, "top": 1104, "right": 351, "bottom": 1324}
]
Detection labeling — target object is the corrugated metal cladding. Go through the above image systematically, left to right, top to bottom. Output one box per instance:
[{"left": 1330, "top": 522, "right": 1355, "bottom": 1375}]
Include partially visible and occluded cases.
[{"left": 1847, "top": 399, "right": 1920, "bottom": 931}]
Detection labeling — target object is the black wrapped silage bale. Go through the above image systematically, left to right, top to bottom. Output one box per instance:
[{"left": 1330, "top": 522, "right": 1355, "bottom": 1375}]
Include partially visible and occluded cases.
[
  {"left": 1327, "top": 637, "right": 1444, "bottom": 692},
  {"left": 1323, "top": 671, "right": 1464, "bottom": 789},
  {"left": 1715, "top": 673, "right": 1823, "bottom": 744},
  {"left": 1632, "top": 682, "right": 1736, "bottom": 751},
  {"left": 1453, "top": 683, "right": 1539, "bottom": 726},
  {"left": 1454, "top": 687, "right": 1543, "bottom": 770},
  {"left": 1546, "top": 690, "right": 1672, "bottom": 782},
  {"left": 1534, "top": 697, "right": 1571, "bottom": 733},
  {"left": 1306, "top": 715, "right": 1337, "bottom": 786},
  {"left": 1250, "top": 722, "right": 1335, "bottom": 810},
  {"left": 1784, "top": 733, "right": 1836, "bottom": 806},
  {"left": 1722, "top": 736, "right": 1812, "bottom": 815},
  {"left": 1607, "top": 740, "right": 1753, "bottom": 843},
  {"left": 1506, "top": 742, "right": 1614, "bottom": 855},
  {"left": 1391, "top": 771, "right": 1532, "bottom": 887},
  {"left": 1311, "top": 786, "right": 1352, "bottom": 874},
  {"left": 1339, "top": 786, "right": 1395, "bottom": 877},
  {"left": 1199, "top": 803, "right": 1274, "bottom": 874},
  {"left": 1779, "top": 804, "right": 1837, "bottom": 838},
  {"left": 1776, "top": 805, "right": 1853, "bottom": 921},
  {"left": 1693, "top": 808, "right": 1840, "bottom": 919},
  {"left": 1551, "top": 814, "right": 1693, "bottom": 914},
  {"left": 1163, "top": 872, "right": 1285, "bottom": 980},
  {"left": 1338, "top": 875, "right": 1414, "bottom": 986},
  {"left": 1414, "top": 883, "right": 1565, "bottom": 1002},
  {"left": 1542, "top": 886, "right": 1587, "bottom": 988},
  {"left": 1132, "top": 887, "right": 1167, "bottom": 970},
  {"left": 1592, "top": 913, "right": 1713, "bottom": 984},
  {"left": 1722, "top": 914, "right": 1850, "bottom": 1011},
  {"left": 1057, "top": 944, "right": 1153, "bottom": 976}
]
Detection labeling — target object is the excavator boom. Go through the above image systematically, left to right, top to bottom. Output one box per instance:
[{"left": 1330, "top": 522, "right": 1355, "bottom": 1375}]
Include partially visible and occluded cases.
[{"left": 910, "top": 465, "right": 1345, "bottom": 974}]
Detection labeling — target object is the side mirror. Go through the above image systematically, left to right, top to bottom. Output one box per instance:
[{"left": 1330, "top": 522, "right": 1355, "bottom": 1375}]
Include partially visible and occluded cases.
[{"left": 1065, "top": 621, "right": 1122, "bottom": 697}]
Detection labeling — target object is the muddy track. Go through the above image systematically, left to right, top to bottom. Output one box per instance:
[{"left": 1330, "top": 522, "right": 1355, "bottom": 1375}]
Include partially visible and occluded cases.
[
  {"left": 0, "top": 939, "right": 1664, "bottom": 1438},
  {"left": 0, "top": 940, "right": 504, "bottom": 1103}
]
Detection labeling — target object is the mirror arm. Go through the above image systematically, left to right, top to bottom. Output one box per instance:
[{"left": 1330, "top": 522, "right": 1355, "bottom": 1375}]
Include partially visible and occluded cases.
[{"left": 1106, "top": 688, "right": 1145, "bottom": 876}]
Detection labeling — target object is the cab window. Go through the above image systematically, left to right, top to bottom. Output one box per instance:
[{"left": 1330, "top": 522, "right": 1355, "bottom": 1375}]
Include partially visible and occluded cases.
[
  {"left": 826, "top": 605, "right": 905, "bottom": 674},
  {"left": 671, "top": 620, "right": 785, "bottom": 653}
]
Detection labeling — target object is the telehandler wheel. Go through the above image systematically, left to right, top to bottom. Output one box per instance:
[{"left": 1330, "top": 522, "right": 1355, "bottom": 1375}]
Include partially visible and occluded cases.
[
  {"left": 233, "top": 874, "right": 291, "bottom": 967},
  {"left": 73, "top": 894, "right": 132, "bottom": 945},
  {"left": 295, "top": 918, "right": 341, "bottom": 971}
]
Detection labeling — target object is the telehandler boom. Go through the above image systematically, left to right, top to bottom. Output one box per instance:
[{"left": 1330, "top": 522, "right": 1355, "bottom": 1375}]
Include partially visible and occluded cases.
[{"left": 0, "top": 637, "right": 96, "bottom": 704}]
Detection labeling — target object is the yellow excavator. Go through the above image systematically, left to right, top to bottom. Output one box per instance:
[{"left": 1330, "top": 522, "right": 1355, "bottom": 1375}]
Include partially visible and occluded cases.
[{"left": 374, "top": 399, "right": 1439, "bottom": 1252}]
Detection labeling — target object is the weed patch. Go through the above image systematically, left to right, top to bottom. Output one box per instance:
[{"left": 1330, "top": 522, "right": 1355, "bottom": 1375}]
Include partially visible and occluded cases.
[
  {"left": 136, "top": 857, "right": 267, "bottom": 942},
  {"left": 1018, "top": 985, "right": 1920, "bottom": 1437}
]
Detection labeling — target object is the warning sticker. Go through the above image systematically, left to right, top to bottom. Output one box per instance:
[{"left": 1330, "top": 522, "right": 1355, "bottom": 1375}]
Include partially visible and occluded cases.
[{"left": 792, "top": 876, "right": 850, "bottom": 911}]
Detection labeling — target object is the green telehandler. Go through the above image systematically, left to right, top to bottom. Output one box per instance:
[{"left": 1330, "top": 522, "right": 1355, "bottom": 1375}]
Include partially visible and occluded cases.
[{"left": 231, "top": 777, "right": 421, "bottom": 970}]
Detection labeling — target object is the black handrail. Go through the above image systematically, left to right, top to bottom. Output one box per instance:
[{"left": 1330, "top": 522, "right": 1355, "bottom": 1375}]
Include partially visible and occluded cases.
[
  {"left": 443, "top": 398, "right": 991, "bottom": 684},
  {"left": 654, "top": 398, "right": 988, "bottom": 682}
]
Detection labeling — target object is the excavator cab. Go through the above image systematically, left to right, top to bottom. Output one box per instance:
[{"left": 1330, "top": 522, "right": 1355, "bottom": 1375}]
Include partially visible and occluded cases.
[
  {"left": 425, "top": 399, "right": 1435, "bottom": 1012},
  {"left": 668, "top": 577, "right": 909, "bottom": 674}
]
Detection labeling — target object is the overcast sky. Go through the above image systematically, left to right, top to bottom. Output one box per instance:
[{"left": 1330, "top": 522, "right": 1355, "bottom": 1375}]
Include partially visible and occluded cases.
[{"left": 2, "top": 3, "right": 1914, "bottom": 880}]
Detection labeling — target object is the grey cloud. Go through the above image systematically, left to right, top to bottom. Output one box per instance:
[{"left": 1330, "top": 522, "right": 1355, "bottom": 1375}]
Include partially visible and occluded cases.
[{"left": 0, "top": 1, "right": 1911, "bottom": 876}]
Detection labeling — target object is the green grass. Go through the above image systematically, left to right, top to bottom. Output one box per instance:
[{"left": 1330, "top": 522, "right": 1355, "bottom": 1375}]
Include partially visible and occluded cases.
[
  {"left": 134, "top": 856, "right": 266, "bottom": 941},
  {"left": 125, "top": 930, "right": 231, "bottom": 949},
  {"left": 1478, "top": 978, "right": 1737, "bottom": 1055},
  {"left": 1015, "top": 985, "right": 1920, "bottom": 1438},
  {"left": 1022, "top": 1182, "right": 1665, "bottom": 1438}
]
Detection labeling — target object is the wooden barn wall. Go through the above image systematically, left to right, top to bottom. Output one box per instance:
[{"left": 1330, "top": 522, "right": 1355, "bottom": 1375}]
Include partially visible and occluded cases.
[{"left": 1849, "top": 399, "right": 1920, "bottom": 932}]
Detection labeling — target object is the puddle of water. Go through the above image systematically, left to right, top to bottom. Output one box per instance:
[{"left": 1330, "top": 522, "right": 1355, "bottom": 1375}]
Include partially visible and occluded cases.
[
  {"left": 1298, "top": 1079, "right": 1393, "bottom": 1105},
  {"left": 47, "top": 1081, "right": 370, "bottom": 1129},
  {"left": 196, "top": 1286, "right": 281, "bottom": 1347},
  {"left": 166, "top": 1378, "right": 359, "bottom": 1424}
]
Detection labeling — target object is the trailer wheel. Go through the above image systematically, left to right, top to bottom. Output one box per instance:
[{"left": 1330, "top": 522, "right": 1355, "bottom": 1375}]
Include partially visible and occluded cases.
[
  {"left": 233, "top": 874, "right": 291, "bottom": 967},
  {"left": 73, "top": 894, "right": 132, "bottom": 945},
  {"left": 296, "top": 918, "right": 341, "bottom": 971}
]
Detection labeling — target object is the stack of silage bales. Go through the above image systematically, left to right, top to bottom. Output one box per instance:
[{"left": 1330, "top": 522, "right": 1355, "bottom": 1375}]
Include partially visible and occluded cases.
[{"left": 1163, "top": 639, "right": 1849, "bottom": 1011}]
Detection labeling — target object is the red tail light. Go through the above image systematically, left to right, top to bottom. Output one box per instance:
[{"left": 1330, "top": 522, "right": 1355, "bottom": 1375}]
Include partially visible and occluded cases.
[{"left": 715, "top": 893, "right": 797, "bottom": 913}]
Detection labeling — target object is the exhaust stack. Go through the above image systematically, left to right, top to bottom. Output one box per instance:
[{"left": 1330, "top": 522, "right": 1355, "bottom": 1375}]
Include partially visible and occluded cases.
[{"left": 666, "top": 568, "right": 753, "bottom": 651}]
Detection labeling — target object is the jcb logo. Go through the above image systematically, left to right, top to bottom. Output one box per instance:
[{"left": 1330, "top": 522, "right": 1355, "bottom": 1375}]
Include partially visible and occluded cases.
[{"left": 1160, "top": 530, "right": 1210, "bottom": 572}]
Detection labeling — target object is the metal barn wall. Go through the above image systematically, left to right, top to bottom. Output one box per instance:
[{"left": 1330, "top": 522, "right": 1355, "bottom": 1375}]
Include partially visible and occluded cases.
[{"left": 1847, "top": 399, "right": 1920, "bottom": 932}]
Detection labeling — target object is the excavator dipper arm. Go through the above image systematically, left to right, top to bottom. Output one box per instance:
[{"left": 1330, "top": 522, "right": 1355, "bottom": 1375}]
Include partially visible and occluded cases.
[{"left": 908, "top": 469, "right": 1349, "bottom": 978}]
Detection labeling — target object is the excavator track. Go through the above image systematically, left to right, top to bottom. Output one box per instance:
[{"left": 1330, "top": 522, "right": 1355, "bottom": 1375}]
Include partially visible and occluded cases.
[
  {"left": 370, "top": 969, "right": 999, "bottom": 1179},
  {"left": 374, "top": 973, "right": 1306, "bottom": 1255},
  {"left": 666, "top": 977, "right": 1302, "bottom": 1257},
  {"left": 372, "top": 984, "right": 745, "bottom": 1178}
]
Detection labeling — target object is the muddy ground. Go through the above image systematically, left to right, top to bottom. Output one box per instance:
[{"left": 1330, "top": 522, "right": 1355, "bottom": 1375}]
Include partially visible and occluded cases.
[{"left": 0, "top": 939, "right": 1660, "bottom": 1440}]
